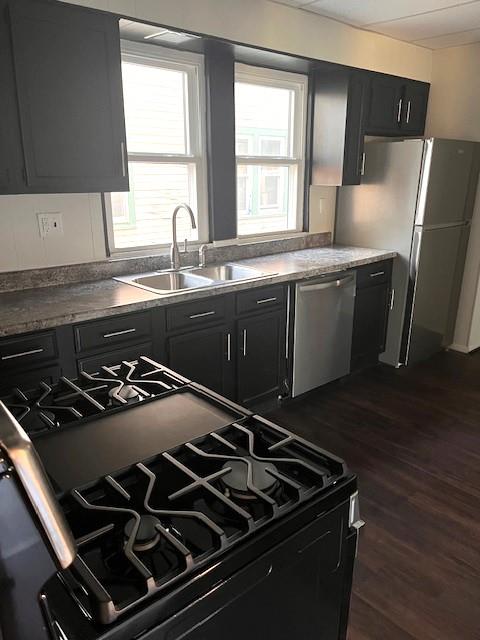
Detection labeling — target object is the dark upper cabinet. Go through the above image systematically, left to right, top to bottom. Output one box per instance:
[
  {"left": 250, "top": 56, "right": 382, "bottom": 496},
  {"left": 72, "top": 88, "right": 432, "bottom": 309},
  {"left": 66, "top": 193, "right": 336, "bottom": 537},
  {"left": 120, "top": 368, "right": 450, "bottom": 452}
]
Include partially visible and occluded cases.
[
  {"left": 1, "top": 0, "right": 128, "bottom": 194},
  {"left": 311, "top": 70, "right": 366, "bottom": 186},
  {"left": 365, "top": 74, "right": 429, "bottom": 137},
  {"left": 401, "top": 81, "right": 430, "bottom": 135},
  {"left": 237, "top": 310, "right": 286, "bottom": 407},
  {"left": 167, "top": 323, "right": 235, "bottom": 399}
]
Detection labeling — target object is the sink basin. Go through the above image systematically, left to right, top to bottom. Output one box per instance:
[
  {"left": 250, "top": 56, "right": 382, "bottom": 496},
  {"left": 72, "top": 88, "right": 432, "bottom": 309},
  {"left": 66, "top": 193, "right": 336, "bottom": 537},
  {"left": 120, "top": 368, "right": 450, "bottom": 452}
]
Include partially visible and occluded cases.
[
  {"left": 114, "top": 263, "right": 273, "bottom": 295},
  {"left": 189, "top": 263, "right": 265, "bottom": 282},
  {"left": 116, "top": 271, "right": 213, "bottom": 294}
]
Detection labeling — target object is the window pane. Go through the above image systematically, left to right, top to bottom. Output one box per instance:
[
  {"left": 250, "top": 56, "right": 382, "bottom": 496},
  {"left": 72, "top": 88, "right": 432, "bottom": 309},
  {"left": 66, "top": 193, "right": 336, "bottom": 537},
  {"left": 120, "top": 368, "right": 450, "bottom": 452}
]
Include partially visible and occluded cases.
[
  {"left": 122, "top": 61, "right": 188, "bottom": 155},
  {"left": 235, "top": 82, "right": 293, "bottom": 157},
  {"left": 111, "top": 162, "right": 198, "bottom": 249},
  {"left": 236, "top": 165, "right": 297, "bottom": 236}
]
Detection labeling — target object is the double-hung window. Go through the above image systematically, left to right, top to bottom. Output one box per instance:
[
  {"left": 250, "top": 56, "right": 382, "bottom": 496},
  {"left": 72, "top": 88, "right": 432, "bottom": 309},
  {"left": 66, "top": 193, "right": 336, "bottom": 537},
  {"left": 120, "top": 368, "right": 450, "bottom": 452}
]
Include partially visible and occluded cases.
[
  {"left": 106, "top": 42, "right": 207, "bottom": 253},
  {"left": 234, "top": 64, "right": 308, "bottom": 237}
]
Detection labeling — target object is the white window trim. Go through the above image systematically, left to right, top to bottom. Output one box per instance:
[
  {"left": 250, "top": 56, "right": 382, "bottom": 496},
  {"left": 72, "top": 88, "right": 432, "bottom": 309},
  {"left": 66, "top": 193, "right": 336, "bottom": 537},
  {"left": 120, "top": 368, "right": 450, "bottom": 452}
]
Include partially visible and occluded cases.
[
  {"left": 105, "top": 41, "right": 208, "bottom": 257},
  {"left": 235, "top": 63, "right": 307, "bottom": 238}
]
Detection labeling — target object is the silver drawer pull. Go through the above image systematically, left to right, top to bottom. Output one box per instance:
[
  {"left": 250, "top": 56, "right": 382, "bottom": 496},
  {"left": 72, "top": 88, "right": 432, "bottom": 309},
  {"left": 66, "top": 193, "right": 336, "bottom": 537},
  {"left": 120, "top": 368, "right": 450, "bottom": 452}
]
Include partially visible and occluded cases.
[
  {"left": 397, "top": 98, "right": 403, "bottom": 123},
  {"left": 406, "top": 100, "right": 411, "bottom": 124},
  {"left": 121, "top": 141, "right": 127, "bottom": 177},
  {"left": 369, "top": 271, "right": 385, "bottom": 278},
  {"left": 256, "top": 297, "right": 277, "bottom": 304},
  {"left": 189, "top": 311, "right": 215, "bottom": 319},
  {"left": 103, "top": 328, "right": 136, "bottom": 338},
  {"left": 242, "top": 329, "right": 247, "bottom": 357},
  {"left": 226, "top": 333, "right": 231, "bottom": 362},
  {"left": 1, "top": 347, "right": 44, "bottom": 361}
]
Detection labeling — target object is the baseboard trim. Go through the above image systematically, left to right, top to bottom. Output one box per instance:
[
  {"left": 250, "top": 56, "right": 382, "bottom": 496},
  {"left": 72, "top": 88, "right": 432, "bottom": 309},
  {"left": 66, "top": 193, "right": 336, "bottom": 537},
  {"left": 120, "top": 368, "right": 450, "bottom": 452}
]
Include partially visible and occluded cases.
[{"left": 448, "top": 343, "right": 472, "bottom": 354}]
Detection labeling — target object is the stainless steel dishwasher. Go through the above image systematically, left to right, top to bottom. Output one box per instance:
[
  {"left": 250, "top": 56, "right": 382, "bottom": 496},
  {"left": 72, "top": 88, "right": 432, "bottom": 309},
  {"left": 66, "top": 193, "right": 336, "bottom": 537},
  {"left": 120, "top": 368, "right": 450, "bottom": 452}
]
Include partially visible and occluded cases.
[{"left": 292, "top": 271, "right": 356, "bottom": 397}]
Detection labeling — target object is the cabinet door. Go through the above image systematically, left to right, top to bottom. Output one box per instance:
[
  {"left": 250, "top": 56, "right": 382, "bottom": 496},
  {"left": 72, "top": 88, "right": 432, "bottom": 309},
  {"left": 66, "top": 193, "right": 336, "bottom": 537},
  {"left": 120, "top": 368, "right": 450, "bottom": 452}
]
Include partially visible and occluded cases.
[
  {"left": 8, "top": 0, "right": 128, "bottom": 193},
  {"left": 365, "top": 75, "right": 403, "bottom": 135},
  {"left": 401, "top": 81, "right": 429, "bottom": 135},
  {"left": 351, "top": 282, "right": 390, "bottom": 371},
  {"left": 237, "top": 310, "right": 286, "bottom": 407},
  {"left": 167, "top": 324, "right": 234, "bottom": 398}
]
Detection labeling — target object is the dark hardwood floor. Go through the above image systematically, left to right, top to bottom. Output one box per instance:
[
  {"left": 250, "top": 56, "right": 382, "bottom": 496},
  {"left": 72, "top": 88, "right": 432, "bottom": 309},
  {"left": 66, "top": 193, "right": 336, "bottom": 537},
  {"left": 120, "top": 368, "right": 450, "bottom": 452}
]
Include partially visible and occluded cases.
[{"left": 268, "top": 350, "right": 480, "bottom": 640}]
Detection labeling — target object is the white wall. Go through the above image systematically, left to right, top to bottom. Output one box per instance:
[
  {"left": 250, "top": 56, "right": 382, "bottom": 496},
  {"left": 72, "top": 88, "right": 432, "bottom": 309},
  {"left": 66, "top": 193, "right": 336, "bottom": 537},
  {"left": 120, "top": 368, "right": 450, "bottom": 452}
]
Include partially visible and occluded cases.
[
  {"left": 0, "top": 0, "right": 432, "bottom": 273},
  {"left": 426, "top": 43, "right": 480, "bottom": 352},
  {"left": 0, "top": 194, "right": 106, "bottom": 272}
]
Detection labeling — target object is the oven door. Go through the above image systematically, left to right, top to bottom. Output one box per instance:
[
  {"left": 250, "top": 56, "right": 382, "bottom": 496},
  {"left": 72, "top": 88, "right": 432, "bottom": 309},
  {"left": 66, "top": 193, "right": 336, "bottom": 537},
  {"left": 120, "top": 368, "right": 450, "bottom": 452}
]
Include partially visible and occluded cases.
[{"left": 138, "top": 500, "right": 355, "bottom": 640}]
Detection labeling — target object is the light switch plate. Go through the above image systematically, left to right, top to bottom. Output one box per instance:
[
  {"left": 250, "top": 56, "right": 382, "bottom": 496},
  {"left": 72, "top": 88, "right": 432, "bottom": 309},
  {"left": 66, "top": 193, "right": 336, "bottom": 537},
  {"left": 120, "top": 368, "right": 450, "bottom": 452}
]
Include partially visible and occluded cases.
[{"left": 37, "top": 212, "right": 64, "bottom": 239}]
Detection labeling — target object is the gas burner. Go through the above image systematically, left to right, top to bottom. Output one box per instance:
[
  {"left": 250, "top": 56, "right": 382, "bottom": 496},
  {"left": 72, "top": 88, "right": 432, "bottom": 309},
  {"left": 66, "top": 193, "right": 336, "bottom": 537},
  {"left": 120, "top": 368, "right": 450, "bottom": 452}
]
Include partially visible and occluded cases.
[
  {"left": 108, "top": 383, "right": 141, "bottom": 404},
  {"left": 220, "top": 458, "right": 280, "bottom": 501},
  {"left": 124, "top": 515, "right": 161, "bottom": 552}
]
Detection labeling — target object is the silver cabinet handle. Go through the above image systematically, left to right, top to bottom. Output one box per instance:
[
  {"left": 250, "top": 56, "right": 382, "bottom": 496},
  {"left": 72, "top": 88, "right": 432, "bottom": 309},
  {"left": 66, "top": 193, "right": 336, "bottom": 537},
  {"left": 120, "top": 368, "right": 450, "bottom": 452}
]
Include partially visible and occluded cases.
[
  {"left": 397, "top": 98, "right": 403, "bottom": 123},
  {"left": 406, "top": 100, "right": 411, "bottom": 124},
  {"left": 120, "top": 141, "right": 127, "bottom": 177},
  {"left": 360, "top": 152, "right": 366, "bottom": 176},
  {"left": 369, "top": 271, "right": 385, "bottom": 278},
  {"left": 299, "top": 275, "right": 355, "bottom": 292},
  {"left": 390, "top": 288, "right": 395, "bottom": 310},
  {"left": 256, "top": 297, "right": 277, "bottom": 305},
  {"left": 189, "top": 310, "right": 215, "bottom": 319},
  {"left": 103, "top": 328, "right": 136, "bottom": 339},
  {"left": 242, "top": 329, "right": 247, "bottom": 357},
  {"left": 226, "top": 333, "right": 231, "bottom": 362},
  {"left": 1, "top": 347, "right": 44, "bottom": 361}
]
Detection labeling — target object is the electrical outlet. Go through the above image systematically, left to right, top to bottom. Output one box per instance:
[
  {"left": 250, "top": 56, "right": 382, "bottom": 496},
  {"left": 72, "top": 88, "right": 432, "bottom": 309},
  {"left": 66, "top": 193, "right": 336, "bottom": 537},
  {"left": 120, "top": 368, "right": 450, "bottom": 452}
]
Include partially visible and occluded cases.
[{"left": 37, "top": 212, "right": 64, "bottom": 239}]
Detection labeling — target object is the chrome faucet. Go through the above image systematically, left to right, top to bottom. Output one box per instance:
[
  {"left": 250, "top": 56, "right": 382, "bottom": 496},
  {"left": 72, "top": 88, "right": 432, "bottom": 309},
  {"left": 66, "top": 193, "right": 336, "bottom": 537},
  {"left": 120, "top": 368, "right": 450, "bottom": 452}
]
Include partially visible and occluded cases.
[{"left": 170, "top": 203, "right": 197, "bottom": 271}]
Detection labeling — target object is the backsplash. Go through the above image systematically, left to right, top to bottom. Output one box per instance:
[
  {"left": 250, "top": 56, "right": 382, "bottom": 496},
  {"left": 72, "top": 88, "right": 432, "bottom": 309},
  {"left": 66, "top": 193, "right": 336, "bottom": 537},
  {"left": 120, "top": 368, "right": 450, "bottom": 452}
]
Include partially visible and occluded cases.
[{"left": 0, "top": 232, "right": 331, "bottom": 293}]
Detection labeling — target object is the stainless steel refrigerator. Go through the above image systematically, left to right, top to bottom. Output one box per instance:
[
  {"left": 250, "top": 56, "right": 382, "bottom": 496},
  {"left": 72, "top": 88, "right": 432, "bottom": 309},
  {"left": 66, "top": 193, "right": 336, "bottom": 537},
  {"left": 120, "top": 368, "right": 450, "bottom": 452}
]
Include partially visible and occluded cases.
[{"left": 336, "top": 138, "right": 480, "bottom": 367}]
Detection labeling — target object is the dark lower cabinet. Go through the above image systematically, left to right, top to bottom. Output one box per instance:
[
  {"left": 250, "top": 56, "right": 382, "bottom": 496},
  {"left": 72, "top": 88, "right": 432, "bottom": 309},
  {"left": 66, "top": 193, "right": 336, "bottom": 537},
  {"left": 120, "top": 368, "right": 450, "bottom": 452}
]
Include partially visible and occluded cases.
[
  {"left": 351, "top": 281, "right": 390, "bottom": 372},
  {"left": 237, "top": 310, "right": 286, "bottom": 407},
  {"left": 167, "top": 323, "right": 235, "bottom": 398}
]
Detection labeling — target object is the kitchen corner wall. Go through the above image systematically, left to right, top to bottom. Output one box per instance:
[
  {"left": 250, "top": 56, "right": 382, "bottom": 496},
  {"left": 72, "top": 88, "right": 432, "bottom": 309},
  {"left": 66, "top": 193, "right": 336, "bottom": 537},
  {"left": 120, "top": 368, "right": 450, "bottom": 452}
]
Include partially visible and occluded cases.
[{"left": 426, "top": 43, "right": 480, "bottom": 352}]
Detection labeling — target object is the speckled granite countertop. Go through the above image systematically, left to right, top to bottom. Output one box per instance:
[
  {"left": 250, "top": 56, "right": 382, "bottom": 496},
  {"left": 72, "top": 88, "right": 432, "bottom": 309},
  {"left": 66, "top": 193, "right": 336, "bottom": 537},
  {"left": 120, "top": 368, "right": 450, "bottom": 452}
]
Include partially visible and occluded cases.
[{"left": 0, "top": 246, "right": 396, "bottom": 337}]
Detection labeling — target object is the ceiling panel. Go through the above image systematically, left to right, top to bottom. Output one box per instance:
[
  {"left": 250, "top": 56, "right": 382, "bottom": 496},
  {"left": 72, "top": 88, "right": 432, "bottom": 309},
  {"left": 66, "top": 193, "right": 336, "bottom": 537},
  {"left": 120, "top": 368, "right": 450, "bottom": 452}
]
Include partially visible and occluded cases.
[
  {"left": 270, "top": 0, "right": 480, "bottom": 48},
  {"left": 304, "top": 0, "right": 475, "bottom": 27},
  {"left": 365, "top": 2, "right": 480, "bottom": 42},
  {"left": 414, "top": 27, "right": 480, "bottom": 48}
]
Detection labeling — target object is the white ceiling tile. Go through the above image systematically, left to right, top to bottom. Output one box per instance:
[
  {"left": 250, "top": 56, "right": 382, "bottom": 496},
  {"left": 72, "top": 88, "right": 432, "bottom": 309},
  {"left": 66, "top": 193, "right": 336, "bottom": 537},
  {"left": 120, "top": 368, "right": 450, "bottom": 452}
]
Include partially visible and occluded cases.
[
  {"left": 303, "top": 0, "right": 473, "bottom": 27},
  {"left": 364, "top": 2, "right": 480, "bottom": 42},
  {"left": 414, "top": 27, "right": 480, "bottom": 48}
]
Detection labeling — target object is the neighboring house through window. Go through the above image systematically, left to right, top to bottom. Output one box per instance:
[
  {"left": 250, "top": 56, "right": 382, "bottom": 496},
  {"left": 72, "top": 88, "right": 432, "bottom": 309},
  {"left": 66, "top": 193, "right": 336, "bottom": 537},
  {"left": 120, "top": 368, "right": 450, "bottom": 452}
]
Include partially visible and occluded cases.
[
  {"left": 105, "top": 42, "right": 207, "bottom": 254},
  {"left": 234, "top": 64, "right": 308, "bottom": 237}
]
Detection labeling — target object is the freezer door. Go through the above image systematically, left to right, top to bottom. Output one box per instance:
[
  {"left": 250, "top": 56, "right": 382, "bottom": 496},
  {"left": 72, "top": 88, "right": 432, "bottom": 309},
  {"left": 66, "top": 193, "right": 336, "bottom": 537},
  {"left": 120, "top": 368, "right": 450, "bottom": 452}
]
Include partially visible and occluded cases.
[
  {"left": 416, "top": 139, "right": 478, "bottom": 226},
  {"left": 403, "top": 223, "right": 466, "bottom": 364}
]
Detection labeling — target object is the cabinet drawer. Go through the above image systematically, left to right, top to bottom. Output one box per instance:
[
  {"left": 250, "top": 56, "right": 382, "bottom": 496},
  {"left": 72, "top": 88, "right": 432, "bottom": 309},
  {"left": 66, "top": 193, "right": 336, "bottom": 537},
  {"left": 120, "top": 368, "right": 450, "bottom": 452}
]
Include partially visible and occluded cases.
[
  {"left": 355, "top": 260, "right": 392, "bottom": 288},
  {"left": 236, "top": 285, "right": 286, "bottom": 315},
  {"left": 166, "top": 297, "right": 227, "bottom": 333},
  {"left": 74, "top": 312, "right": 152, "bottom": 353},
  {"left": 0, "top": 331, "right": 57, "bottom": 371},
  {"left": 77, "top": 341, "right": 154, "bottom": 375},
  {"left": 0, "top": 363, "right": 62, "bottom": 393}
]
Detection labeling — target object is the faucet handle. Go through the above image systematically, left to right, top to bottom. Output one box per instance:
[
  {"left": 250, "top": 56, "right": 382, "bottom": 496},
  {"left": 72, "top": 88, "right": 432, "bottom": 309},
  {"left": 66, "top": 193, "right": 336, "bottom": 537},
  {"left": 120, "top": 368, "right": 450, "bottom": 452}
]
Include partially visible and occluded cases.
[{"left": 183, "top": 238, "right": 188, "bottom": 253}]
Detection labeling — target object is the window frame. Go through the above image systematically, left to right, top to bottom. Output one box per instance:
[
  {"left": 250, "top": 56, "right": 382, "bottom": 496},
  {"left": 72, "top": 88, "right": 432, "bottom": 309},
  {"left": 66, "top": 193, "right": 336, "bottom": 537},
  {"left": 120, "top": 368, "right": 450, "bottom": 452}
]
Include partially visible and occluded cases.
[
  {"left": 104, "top": 41, "right": 208, "bottom": 257},
  {"left": 234, "top": 63, "right": 308, "bottom": 238}
]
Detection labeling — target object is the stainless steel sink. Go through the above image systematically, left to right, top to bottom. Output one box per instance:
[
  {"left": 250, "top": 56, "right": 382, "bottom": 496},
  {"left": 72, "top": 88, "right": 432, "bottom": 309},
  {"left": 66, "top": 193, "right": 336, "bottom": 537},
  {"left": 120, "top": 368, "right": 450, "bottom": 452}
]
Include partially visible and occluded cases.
[
  {"left": 114, "top": 263, "right": 273, "bottom": 295},
  {"left": 189, "top": 263, "right": 264, "bottom": 282},
  {"left": 115, "top": 271, "right": 213, "bottom": 294}
]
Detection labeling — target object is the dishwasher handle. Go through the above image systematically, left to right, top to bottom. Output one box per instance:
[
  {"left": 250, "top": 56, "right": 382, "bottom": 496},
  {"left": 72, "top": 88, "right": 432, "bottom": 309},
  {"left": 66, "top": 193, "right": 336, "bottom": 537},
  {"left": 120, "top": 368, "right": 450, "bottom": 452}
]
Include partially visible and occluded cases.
[{"left": 298, "top": 274, "right": 355, "bottom": 293}]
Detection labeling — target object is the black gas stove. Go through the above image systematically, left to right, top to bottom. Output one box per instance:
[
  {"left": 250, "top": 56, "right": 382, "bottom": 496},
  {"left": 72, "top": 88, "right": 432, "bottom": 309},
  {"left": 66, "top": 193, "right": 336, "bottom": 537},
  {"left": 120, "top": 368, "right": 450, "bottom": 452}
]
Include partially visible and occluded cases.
[{"left": 0, "top": 357, "right": 361, "bottom": 640}]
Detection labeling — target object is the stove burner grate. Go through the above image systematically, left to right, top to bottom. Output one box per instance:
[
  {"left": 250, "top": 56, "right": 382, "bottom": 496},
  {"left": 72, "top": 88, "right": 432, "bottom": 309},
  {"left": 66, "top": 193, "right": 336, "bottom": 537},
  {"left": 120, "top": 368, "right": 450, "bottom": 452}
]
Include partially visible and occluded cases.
[{"left": 62, "top": 416, "right": 345, "bottom": 625}]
